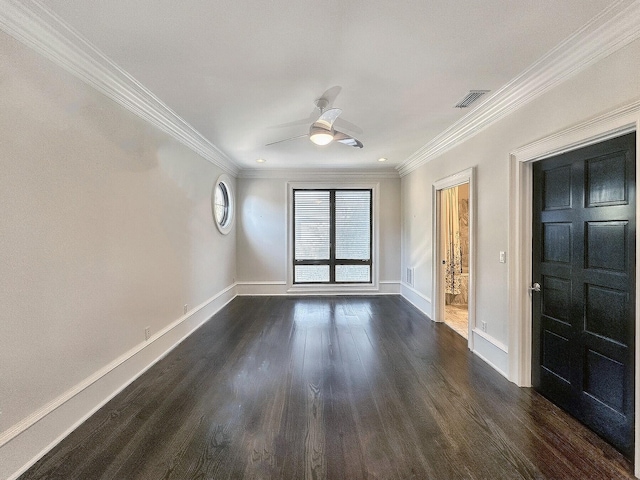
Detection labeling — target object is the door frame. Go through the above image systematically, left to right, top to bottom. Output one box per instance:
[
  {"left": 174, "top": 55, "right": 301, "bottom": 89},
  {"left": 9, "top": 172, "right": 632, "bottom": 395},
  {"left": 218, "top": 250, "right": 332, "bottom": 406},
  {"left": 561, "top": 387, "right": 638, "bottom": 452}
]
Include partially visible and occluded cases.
[
  {"left": 509, "top": 100, "right": 640, "bottom": 473},
  {"left": 433, "top": 167, "right": 476, "bottom": 348}
]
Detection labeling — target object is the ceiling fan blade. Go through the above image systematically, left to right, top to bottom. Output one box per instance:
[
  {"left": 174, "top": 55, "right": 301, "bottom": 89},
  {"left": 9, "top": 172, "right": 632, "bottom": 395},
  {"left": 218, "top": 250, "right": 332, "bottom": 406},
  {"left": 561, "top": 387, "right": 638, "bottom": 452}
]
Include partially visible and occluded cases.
[
  {"left": 319, "top": 86, "right": 342, "bottom": 106},
  {"left": 316, "top": 108, "right": 342, "bottom": 129},
  {"left": 268, "top": 111, "right": 317, "bottom": 129},
  {"left": 334, "top": 117, "right": 363, "bottom": 135},
  {"left": 333, "top": 130, "right": 363, "bottom": 148},
  {"left": 265, "top": 134, "right": 308, "bottom": 146}
]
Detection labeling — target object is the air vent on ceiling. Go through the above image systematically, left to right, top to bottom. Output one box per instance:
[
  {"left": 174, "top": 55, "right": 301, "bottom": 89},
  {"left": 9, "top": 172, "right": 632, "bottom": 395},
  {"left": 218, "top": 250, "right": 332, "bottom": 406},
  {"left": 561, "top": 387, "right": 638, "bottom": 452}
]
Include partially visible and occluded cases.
[{"left": 454, "top": 90, "right": 490, "bottom": 108}]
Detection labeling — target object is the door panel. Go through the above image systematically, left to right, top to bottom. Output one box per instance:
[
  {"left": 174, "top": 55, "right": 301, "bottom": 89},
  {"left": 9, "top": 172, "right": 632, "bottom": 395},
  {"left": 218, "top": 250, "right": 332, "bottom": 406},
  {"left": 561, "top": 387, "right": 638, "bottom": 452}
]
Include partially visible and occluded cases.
[{"left": 532, "top": 133, "right": 636, "bottom": 458}]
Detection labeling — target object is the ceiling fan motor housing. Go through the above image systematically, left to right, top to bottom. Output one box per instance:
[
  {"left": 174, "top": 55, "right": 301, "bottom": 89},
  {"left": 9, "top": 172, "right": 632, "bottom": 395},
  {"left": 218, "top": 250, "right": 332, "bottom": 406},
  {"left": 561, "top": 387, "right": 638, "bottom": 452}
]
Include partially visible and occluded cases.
[{"left": 315, "top": 97, "right": 330, "bottom": 112}]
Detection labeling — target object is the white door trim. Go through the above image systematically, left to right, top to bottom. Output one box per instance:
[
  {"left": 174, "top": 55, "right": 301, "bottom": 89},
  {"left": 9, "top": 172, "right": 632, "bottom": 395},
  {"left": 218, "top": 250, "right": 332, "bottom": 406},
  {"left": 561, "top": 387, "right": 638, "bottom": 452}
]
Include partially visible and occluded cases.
[
  {"left": 508, "top": 99, "right": 640, "bottom": 476},
  {"left": 433, "top": 167, "right": 476, "bottom": 348}
]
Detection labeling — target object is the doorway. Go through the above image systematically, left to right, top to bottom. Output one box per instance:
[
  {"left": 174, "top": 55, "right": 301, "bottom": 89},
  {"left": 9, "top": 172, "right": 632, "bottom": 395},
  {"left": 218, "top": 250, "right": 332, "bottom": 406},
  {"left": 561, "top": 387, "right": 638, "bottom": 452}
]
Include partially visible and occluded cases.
[
  {"left": 532, "top": 133, "right": 636, "bottom": 458},
  {"left": 434, "top": 168, "right": 475, "bottom": 345},
  {"left": 441, "top": 183, "right": 470, "bottom": 338}
]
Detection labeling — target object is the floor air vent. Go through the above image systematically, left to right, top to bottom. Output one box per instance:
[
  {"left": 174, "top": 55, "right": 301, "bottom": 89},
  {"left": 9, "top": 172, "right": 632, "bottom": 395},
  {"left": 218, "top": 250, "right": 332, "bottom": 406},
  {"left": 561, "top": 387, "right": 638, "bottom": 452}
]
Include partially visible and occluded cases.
[{"left": 454, "top": 90, "right": 490, "bottom": 108}]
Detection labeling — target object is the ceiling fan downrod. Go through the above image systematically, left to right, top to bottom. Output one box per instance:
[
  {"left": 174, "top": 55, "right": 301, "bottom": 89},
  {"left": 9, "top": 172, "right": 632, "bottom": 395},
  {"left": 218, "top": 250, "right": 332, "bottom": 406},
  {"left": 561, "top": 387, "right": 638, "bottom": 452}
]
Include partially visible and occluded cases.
[{"left": 315, "top": 97, "right": 329, "bottom": 113}]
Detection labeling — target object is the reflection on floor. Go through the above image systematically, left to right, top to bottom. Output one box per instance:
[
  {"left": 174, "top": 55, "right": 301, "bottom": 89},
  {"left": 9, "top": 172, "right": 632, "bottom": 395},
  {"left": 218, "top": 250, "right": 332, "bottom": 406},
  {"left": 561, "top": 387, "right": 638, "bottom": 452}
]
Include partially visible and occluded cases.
[{"left": 445, "top": 304, "right": 468, "bottom": 339}]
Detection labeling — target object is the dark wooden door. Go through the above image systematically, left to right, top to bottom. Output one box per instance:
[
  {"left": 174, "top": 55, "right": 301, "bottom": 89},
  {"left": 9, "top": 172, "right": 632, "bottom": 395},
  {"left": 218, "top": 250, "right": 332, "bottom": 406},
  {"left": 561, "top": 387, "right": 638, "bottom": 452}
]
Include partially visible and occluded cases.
[{"left": 532, "top": 132, "right": 636, "bottom": 458}]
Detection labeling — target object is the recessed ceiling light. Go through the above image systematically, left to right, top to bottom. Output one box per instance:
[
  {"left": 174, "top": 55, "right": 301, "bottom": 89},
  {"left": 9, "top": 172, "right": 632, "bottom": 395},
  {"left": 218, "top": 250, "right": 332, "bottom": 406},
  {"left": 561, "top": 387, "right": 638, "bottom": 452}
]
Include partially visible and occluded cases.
[
  {"left": 378, "top": 157, "right": 387, "bottom": 162},
  {"left": 256, "top": 158, "right": 266, "bottom": 163}
]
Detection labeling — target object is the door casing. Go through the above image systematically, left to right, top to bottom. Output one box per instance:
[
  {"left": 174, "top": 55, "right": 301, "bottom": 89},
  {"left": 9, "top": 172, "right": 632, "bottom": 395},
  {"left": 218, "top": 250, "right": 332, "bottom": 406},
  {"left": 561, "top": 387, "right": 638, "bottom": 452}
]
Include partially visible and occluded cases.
[{"left": 509, "top": 100, "right": 640, "bottom": 474}]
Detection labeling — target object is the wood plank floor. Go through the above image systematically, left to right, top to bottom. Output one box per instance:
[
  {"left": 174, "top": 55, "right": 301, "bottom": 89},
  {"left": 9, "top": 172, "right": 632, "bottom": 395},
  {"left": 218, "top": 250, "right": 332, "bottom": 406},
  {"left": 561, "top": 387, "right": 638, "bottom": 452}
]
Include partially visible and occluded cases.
[{"left": 20, "top": 296, "right": 635, "bottom": 479}]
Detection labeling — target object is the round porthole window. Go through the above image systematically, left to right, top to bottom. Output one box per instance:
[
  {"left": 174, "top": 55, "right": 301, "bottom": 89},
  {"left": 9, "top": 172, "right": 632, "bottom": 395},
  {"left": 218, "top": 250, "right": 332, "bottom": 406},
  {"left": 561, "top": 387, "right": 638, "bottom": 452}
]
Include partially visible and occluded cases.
[{"left": 212, "top": 174, "right": 234, "bottom": 235}]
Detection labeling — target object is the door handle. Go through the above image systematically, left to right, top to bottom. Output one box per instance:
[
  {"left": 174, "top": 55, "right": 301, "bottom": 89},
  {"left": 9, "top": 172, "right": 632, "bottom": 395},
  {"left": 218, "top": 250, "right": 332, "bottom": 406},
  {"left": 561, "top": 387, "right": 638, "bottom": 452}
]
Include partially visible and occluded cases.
[{"left": 529, "top": 282, "right": 541, "bottom": 293}]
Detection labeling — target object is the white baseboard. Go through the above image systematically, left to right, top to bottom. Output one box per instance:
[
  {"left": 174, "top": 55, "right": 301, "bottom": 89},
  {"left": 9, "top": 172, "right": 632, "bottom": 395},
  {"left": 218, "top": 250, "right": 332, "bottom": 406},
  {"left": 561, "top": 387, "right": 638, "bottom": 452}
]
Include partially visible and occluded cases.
[
  {"left": 236, "top": 281, "right": 401, "bottom": 296},
  {"left": 236, "top": 281, "right": 288, "bottom": 296},
  {"left": 400, "top": 282, "right": 432, "bottom": 318},
  {"left": 1, "top": 284, "right": 237, "bottom": 480},
  {"left": 399, "top": 286, "right": 509, "bottom": 379},
  {"left": 471, "top": 328, "right": 509, "bottom": 378}
]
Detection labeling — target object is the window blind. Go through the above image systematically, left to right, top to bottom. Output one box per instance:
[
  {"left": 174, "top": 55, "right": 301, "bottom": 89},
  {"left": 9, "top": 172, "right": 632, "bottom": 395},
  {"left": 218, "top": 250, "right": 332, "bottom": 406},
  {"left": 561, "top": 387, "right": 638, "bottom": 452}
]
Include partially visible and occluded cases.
[
  {"left": 293, "top": 189, "right": 372, "bottom": 284},
  {"left": 294, "top": 190, "right": 330, "bottom": 260},
  {"left": 335, "top": 190, "right": 371, "bottom": 260}
]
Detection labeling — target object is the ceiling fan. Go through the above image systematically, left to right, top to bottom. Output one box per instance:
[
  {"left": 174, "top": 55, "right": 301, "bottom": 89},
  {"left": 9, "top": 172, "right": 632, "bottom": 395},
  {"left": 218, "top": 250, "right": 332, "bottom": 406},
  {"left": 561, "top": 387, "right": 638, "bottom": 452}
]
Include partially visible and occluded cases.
[{"left": 266, "top": 98, "right": 363, "bottom": 148}]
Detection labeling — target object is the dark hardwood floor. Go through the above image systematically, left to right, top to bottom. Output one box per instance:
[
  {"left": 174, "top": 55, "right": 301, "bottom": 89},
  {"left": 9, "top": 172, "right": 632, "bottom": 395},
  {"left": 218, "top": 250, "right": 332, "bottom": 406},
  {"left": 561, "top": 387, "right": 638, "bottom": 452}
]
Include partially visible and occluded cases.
[{"left": 20, "top": 296, "right": 635, "bottom": 479}]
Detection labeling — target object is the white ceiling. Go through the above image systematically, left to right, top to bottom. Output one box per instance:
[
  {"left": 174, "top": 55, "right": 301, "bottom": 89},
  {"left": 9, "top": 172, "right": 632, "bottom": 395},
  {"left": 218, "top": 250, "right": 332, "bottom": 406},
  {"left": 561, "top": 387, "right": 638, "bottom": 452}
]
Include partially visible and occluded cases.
[{"left": 40, "top": 0, "right": 615, "bottom": 172}]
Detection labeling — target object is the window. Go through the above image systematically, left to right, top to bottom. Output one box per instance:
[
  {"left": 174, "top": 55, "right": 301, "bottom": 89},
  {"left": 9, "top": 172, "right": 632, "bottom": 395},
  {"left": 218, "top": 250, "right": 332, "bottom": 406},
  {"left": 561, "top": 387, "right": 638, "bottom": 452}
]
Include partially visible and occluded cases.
[
  {"left": 212, "top": 174, "right": 234, "bottom": 234},
  {"left": 214, "top": 183, "right": 229, "bottom": 226},
  {"left": 293, "top": 189, "right": 372, "bottom": 284}
]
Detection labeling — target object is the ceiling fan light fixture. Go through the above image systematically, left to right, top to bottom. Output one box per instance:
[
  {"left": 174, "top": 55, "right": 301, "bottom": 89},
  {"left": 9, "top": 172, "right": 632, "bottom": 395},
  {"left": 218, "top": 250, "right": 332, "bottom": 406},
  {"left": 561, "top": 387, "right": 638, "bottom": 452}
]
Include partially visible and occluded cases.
[
  {"left": 266, "top": 98, "right": 362, "bottom": 148},
  {"left": 309, "top": 125, "right": 334, "bottom": 146}
]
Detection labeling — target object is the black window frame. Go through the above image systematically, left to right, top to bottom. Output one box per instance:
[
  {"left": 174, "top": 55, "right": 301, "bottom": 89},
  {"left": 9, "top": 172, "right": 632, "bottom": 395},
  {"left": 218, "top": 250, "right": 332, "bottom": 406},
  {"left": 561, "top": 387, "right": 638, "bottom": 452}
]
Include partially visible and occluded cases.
[{"left": 292, "top": 188, "right": 373, "bottom": 284}]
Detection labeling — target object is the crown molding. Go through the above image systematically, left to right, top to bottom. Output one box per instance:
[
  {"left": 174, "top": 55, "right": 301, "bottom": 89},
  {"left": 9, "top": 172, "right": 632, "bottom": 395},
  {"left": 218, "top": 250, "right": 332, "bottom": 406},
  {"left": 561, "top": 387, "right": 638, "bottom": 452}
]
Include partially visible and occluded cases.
[
  {"left": 0, "top": 0, "right": 240, "bottom": 177},
  {"left": 2, "top": 0, "right": 637, "bottom": 180},
  {"left": 397, "top": 0, "right": 640, "bottom": 177},
  {"left": 511, "top": 98, "right": 640, "bottom": 163},
  {"left": 238, "top": 168, "right": 400, "bottom": 180}
]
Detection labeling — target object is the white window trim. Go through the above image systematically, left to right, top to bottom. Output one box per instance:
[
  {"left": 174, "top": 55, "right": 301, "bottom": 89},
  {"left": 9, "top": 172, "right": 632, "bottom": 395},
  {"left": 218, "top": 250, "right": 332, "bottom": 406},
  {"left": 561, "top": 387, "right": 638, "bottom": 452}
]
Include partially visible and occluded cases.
[
  {"left": 212, "top": 173, "right": 235, "bottom": 235},
  {"left": 287, "top": 181, "right": 380, "bottom": 293}
]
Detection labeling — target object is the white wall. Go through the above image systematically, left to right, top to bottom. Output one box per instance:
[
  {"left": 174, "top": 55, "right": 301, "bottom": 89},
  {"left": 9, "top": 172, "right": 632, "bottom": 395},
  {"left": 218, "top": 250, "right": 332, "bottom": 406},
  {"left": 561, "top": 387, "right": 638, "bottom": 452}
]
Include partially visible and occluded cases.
[
  {"left": 0, "top": 32, "right": 237, "bottom": 479},
  {"left": 401, "top": 38, "right": 640, "bottom": 377},
  {"left": 236, "top": 174, "right": 401, "bottom": 293}
]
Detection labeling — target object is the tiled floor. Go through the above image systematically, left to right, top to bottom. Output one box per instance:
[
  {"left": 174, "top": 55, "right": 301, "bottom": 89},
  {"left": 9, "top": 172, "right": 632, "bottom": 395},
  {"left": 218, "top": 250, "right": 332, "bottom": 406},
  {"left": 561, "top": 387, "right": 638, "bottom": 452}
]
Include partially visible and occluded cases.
[{"left": 445, "top": 304, "right": 468, "bottom": 339}]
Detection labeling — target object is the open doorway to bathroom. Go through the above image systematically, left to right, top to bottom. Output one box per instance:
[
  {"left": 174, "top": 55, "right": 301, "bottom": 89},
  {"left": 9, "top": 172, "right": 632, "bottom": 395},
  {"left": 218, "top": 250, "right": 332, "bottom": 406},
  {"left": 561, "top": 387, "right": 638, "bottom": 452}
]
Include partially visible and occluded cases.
[{"left": 440, "top": 182, "right": 470, "bottom": 339}]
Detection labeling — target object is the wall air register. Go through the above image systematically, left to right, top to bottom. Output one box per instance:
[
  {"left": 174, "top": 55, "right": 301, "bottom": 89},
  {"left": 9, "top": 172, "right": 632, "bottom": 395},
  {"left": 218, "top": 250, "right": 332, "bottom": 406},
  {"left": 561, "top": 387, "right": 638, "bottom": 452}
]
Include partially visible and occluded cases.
[{"left": 454, "top": 90, "right": 490, "bottom": 108}]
